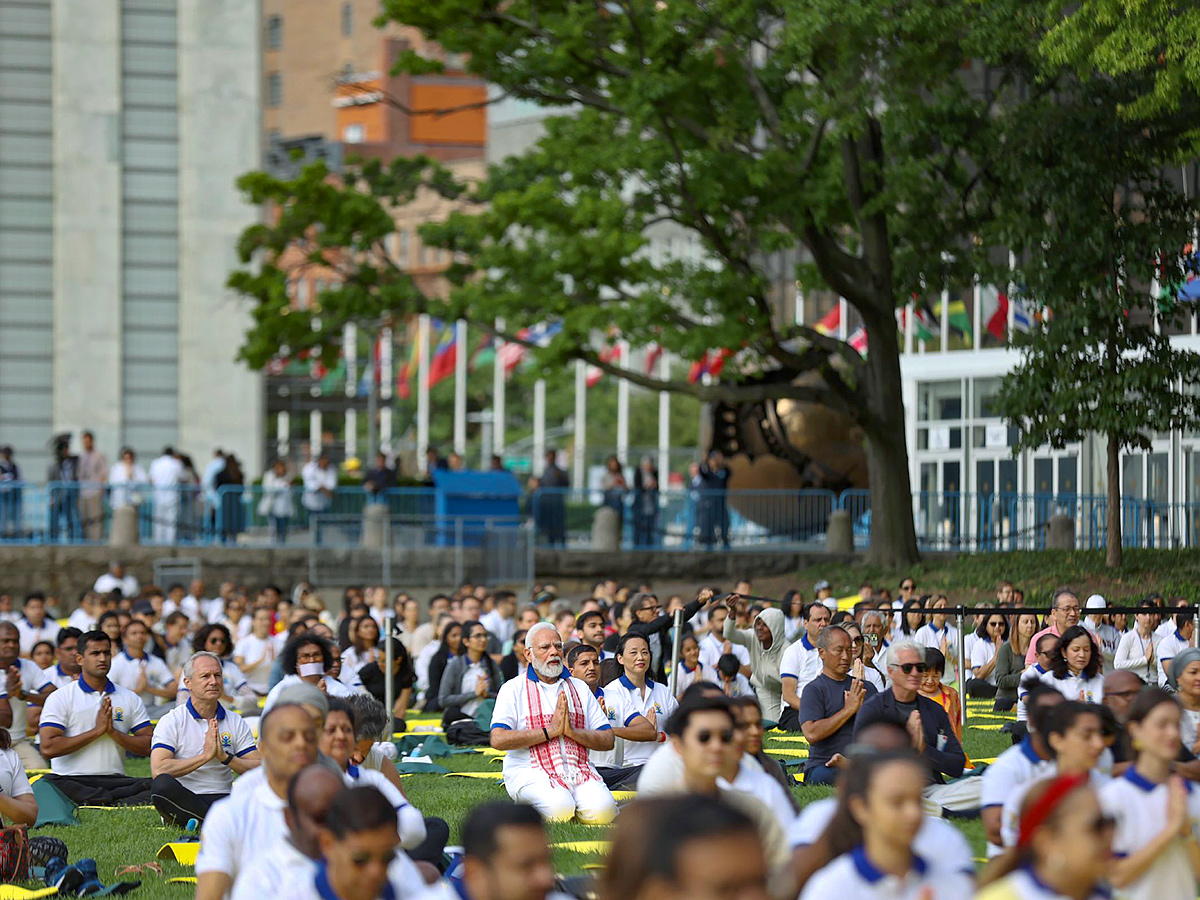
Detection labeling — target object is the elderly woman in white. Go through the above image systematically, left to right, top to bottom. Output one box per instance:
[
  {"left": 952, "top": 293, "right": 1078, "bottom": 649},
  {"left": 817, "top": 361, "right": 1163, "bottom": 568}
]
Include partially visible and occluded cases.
[{"left": 489, "top": 623, "right": 617, "bottom": 824}]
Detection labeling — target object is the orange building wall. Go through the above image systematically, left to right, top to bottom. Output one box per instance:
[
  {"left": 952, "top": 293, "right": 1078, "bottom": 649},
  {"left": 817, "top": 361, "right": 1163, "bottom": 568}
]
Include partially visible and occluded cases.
[{"left": 409, "top": 83, "right": 487, "bottom": 145}]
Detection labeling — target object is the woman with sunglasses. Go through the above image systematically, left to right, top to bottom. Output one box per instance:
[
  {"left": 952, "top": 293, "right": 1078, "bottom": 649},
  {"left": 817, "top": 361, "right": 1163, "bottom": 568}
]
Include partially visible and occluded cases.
[
  {"left": 995, "top": 612, "right": 1040, "bottom": 712},
  {"left": 968, "top": 614, "right": 1009, "bottom": 699},
  {"left": 1040, "top": 625, "right": 1104, "bottom": 704},
  {"left": 604, "top": 633, "right": 678, "bottom": 766},
  {"left": 1100, "top": 687, "right": 1200, "bottom": 900},
  {"left": 998, "top": 700, "right": 1108, "bottom": 851},
  {"left": 802, "top": 750, "right": 973, "bottom": 900},
  {"left": 976, "top": 773, "right": 1114, "bottom": 900}
]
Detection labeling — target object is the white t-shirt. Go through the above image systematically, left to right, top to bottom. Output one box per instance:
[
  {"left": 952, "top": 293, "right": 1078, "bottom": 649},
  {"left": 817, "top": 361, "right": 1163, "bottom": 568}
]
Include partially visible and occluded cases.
[
  {"left": 93, "top": 573, "right": 139, "bottom": 597},
  {"left": 65, "top": 609, "right": 97, "bottom": 633},
  {"left": 480, "top": 610, "right": 515, "bottom": 647},
  {"left": 1082, "top": 619, "right": 1121, "bottom": 672},
  {"left": 17, "top": 620, "right": 58, "bottom": 656},
  {"left": 914, "top": 623, "right": 960, "bottom": 681},
  {"left": 1155, "top": 629, "right": 1192, "bottom": 687},
  {"left": 698, "top": 631, "right": 750, "bottom": 673},
  {"left": 233, "top": 634, "right": 277, "bottom": 693},
  {"left": 779, "top": 634, "right": 821, "bottom": 715},
  {"left": 970, "top": 640, "right": 998, "bottom": 685},
  {"left": 340, "top": 646, "right": 379, "bottom": 683},
  {"left": 109, "top": 650, "right": 176, "bottom": 708},
  {"left": 0, "top": 657, "right": 52, "bottom": 745},
  {"left": 41, "top": 663, "right": 77, "bottom": 690},
  {"left": 1015, "top": 664, "right": 1048, "bottom": 722},
  {"left": 1037, "top": 668, "right": 1104, "bottom": 704},
  {"left": 491, "top": 670, "right": 611, "bottom": 780},
  {"left": 600, "top": 675, "right": 677, "bottom": 766},
  {"left": 39, "top": 678, "right": 150, "bottom": 776},
  {"left": 151, "top": 700, "right": 257, "bottom": 794},
  {"left": 980, "top": 739, "right": 1054, "bottom": 856},
  {"left": 0, "top": 747, "right": 33, "bottom": 821},
  {"left": 728, "top": 762, "right": 795, "bottom": 831},
  {"left": 344, "top": 763, "right": 425, "bottom": 849},
  {"left": 1001, "top": 768, "right": 1110, "bottom": 850},
  {"left": 1101, "top": 768, "right": 1200, "bottom": 900},
  {"left": 196, "top": 774, "right": 286, "bottom": 884},
  {"left": 788, "top": 796, "right": 974, "bottom": 878},
  {"left": 230, "top": 836, "right": 310, "bottom": 900},
  {"left": 798, "top": 847, "right": 973, "bottom": 900},
  {"left": 278, "top": 857, "right": 426, "bottom": 900}
]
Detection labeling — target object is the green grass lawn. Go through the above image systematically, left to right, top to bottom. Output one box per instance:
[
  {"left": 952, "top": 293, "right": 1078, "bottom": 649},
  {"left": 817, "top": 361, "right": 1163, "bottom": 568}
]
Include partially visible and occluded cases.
[{"left": 30, "top": 703, "right": 1013, "bottom": 899}]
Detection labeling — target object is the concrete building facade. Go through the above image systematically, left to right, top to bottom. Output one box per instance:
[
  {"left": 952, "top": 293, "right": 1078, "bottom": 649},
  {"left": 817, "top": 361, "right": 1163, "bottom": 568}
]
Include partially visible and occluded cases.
[{"left": 0, "top": 0, "right": 263, "bottom": 477}]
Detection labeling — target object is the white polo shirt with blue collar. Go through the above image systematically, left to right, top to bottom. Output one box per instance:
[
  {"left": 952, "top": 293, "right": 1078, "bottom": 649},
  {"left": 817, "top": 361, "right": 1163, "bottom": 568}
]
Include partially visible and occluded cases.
[
  {"left": 779, "top": 633, "right": 822, "bottom": 704},
  {"left": 109, "top": 649, "right": 177, "bottom": 709},
  {"left": 40, "top": 662, "right": 77, "bottom": 690},
  {"left": 601, "top": 674, "right": 677, "bottom": 766},
  {"left": 39, "top": 677, "right": 151, "bottom": 776},
  {"left": 151, "top": 699, "right": 256, "bottom": 794},
  {"left": 980, "top": 737, "right": 1054, "bottom": 856},
  {"left": 1101, "top": 766, "right": 1200, "bottom": 900},
  {"left": 799, "top": 846, "right": 973, "bottom": 900}
]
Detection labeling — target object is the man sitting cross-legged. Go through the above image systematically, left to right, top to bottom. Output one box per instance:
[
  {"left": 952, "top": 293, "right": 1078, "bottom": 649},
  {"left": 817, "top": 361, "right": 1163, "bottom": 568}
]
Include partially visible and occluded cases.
[
  {"left": 490, "top": 623, "right": 617, "bottom": 824},
  {"left": 38, "top": 629, "right": 154, "bottom": 805},
  {"left": 150, "top": 651, "right": 261, "bottom": 827}
]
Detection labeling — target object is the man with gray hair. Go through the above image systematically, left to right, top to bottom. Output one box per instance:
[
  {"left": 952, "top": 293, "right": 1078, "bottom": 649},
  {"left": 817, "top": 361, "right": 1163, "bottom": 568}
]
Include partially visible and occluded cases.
[
  {"left": 490, "top": 622, "right": 617, "bottom": 823},
  {"left": 797, "top": 625, "right": 877, "bottom": 785},
  {"left": 149, "top": 651, "right": 260, "bottom": 826}
]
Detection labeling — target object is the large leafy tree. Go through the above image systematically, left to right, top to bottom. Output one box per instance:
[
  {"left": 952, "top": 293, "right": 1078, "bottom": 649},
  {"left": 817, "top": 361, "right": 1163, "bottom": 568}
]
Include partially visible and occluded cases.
[
  {"left": 234, "top": 0, "right": 1064, "bottom": 566},
  {"left": 991, "top": 82, "right": 1200, "bottom": 567}
]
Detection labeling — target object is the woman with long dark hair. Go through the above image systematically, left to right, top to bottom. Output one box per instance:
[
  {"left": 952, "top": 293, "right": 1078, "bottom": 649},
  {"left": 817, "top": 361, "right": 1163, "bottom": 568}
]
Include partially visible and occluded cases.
[
  {"left": 895, "top": 598, "right": 925, "bottom": 640},
  {"left": 995, "top": 611, "right": 1040, "bottom": 712},
  {"left": 968, "top": 613, "right": 1009, "bottom": 699},
  {"left": 342, "top": 615, "right": 381, "bottom": 681},
  {"left": 422, "top": 620, "right": 463, "bottom": 712},
  {"left": 436, "top": 620, "right": 501, "bottom": 725},
  {"left": 1041, "top": 625, "right": 1104, "bottom": 703},
  {"left": 1101, "top": 687, "right": 1200, "bottom": 900},
  {"left": 802, "top": 750, "right": 972, "bottom": 899}
]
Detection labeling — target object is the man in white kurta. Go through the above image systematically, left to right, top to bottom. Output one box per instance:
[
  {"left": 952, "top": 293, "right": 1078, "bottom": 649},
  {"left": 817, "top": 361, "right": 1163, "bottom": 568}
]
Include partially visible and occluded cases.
[
  {"left": 148, "top": 448, "right": 184, "bottom": 544},
  {"left": 490, "top": 623, "right": 616, "bottom": 824}
]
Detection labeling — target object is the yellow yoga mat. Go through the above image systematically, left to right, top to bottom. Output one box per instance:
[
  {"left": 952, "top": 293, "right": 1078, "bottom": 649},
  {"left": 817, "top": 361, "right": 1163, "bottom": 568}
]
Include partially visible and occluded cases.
[
  {"left": 969, "top": 724, "right": 1005, "bottom": 731},
  {"left": 767, "top": 736, "right": 810, "bottom": 744},
  {"left": 480, "top": 748, "right": 507, "bottom": 757},
  {"left": 764, "top": 748, "right": 809, "bottom": 759},
  {"left": 446, "top": 772, "right": 504, "bottom": 780},
  {"left": 611, "top": 791, "right": 636, "bottom": 802},
  {"left": 81, "top": 805, "right": 155, "bottom": 810},
  {"left": 553, "top": 841, "right": 610, "bottom": 854},
  {"left": 157, "top": 842, "right": 199, "bottom": 865},
  {"left": 168, "top": 877, "right": 198, "bottom": 885},
  {"left": 0, "top": 887, "right": 59, "bottom": 899}
]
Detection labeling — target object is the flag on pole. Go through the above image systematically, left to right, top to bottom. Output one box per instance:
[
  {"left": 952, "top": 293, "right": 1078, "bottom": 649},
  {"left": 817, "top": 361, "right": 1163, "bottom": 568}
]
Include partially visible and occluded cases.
[
  {"left": 980, "top": 286, "right": 1010, "bottom": 340},
  {"left": 1012, "top": 297, "right": 1032, "bottom": 333},
  {"left": 947, "top": 299, "right": 972, "bottom": 340},
  {"left": 897, "top": 302, "right": 940, "bottom": 341},
  {"left": 813, "top": 304, "right": 841, "bottom": 336},
  {"left": 500, "top": 321, "right": 564, "bottom": 377},
  {"left": 427, "top": 325, "right": 457, "bottom": 388},
  {"left": 397, "top": 326, "right": 421, "bottom": 400},
  {"left": 848, "top": 327, "right": 868, "bottom": 357},
  {"left": 468, "top": 333, "right": 495, "bottom": 371},
  {"left": 586, "top": 344, "right": 622, "bottom": 388},
  {"left": 643, "top": 344, "right": 663, "bottom": 376},
  {"left": 687, "top": 348, "right": 732, "bottom": 383}
]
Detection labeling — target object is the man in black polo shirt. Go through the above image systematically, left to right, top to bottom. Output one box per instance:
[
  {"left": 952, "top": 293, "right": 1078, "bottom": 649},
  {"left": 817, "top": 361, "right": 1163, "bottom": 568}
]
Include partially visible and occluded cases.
[{"left": 799, "top": 625, "right": 877, "bottom": 785}]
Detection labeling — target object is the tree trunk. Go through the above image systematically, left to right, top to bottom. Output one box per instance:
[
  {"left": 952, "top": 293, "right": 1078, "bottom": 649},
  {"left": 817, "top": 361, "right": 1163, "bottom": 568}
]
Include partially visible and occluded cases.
[
  {"left": 862, "top": 314, "right": 920, "bottom": 567},
  {"left": 1106, "top": 431, "right": 1122, "bottom": 568}
]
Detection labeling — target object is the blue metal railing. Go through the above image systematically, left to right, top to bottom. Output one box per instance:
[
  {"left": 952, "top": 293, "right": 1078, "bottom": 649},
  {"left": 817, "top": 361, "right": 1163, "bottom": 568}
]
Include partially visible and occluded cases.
[{"left": 3, "top": 480, "right": 1199, "bottom": 552}]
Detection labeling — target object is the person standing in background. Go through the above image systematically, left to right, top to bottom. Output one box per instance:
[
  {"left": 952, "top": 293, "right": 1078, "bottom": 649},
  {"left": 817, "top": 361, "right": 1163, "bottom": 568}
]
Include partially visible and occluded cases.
[
  {"left": 78, "top": 431, "right": 108, "bottom": 541},
  {"left": 46, "top": 434, "right": 80, "bottom": 542},
  {"left": 0, "top": 446, "right": 21, "bottom": 539},
  {"left": 149, "top": 447, "right": 184, "bottom": 544}
]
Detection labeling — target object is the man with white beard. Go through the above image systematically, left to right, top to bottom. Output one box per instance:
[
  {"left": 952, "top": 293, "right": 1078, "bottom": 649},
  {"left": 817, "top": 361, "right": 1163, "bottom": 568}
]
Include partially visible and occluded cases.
[{"left": 489, "top": 623, "right": 617, "bottom": 824}]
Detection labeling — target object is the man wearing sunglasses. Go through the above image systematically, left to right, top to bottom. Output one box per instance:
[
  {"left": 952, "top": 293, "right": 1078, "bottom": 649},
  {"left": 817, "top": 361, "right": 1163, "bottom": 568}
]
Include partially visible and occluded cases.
[
  {"left": 853, "top": 639, "right": 966, "bottom": 810},
  {"left": 667, "top": 695, "right": 789, "bottom": 873}
]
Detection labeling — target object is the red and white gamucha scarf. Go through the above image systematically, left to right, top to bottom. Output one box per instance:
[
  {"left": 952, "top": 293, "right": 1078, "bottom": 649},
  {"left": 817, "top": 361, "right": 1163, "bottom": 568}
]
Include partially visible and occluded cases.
[{"left": 524, "top": 673, "right": 598, "bottom": 789}]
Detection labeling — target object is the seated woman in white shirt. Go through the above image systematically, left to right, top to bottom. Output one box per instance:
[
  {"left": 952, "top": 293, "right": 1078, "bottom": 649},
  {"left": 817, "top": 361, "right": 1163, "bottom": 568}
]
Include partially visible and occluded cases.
[
  {"left": 913, "top": 595, "right": 959, "bottom": 686},
  {"left": 968, "top": 613, "right": 1008, "bottom": 699},
  {"left": 341, "top": 616, "right": 381, "bottom": 683},
  {"left": 1039, "top": 625, "right": 1104, "bottom": 704},
  {"left": 602, "top": 634, "right": 677, "bottom": 767},
  {"left": 672, "top": 635, "right": 704, "bottom": 700},
  {"left": 1102, "top": 687, "right": 1200, "bottom": 900},
  {"left": 0, "top": 728, "right": 37, "bottom": 825},
  {"left": 799, "top": 749, "right": 973, "bottom": 900},
  {"left": 975, "top": 773, "right": 1113, "bottom": 900}
]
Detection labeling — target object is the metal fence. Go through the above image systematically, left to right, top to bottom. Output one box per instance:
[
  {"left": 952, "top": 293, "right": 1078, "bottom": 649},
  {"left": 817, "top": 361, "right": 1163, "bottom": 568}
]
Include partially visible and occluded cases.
[{"left": 2, "top": 480, "right": 1198, "bottom": 553}]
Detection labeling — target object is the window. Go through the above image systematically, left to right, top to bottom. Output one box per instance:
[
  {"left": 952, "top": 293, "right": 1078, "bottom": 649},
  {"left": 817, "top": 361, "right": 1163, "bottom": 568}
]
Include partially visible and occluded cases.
[
  {"left": 341, "top": 3, "right": 352, "bottom": 36},
  {"left": 267, "top": 15, "right": 282, "bottom": 50},
  {"left": 267, "top": 72, "right": 282, "bottom": 107},
  {"left": 342, "top": 123, "right": 365, "bottom": 143}
]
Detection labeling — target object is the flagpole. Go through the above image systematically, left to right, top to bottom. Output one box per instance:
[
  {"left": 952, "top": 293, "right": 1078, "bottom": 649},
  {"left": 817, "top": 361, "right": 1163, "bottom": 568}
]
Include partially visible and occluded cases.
[
  {"left": 1007, "top": 252, "right": 1017, "bottom": 335},
  {"left": 972, "top": 277, "right": 982, "bottom": 352},
  {"left": 940, "top": 286, "right": 950, "bottom": 353},
  {"left": 837, "top": 298, "right": 848, "bottom": 340},
  {"left": 904, "top": 301, "right": 914, "bottom": 355},
  {"left": 417, "top": 314, "right": 431, "bottom": 474},
  {"left": 493, "top": 317, "right": 506, "bottom": 456},
  {"left": 454, "top": 319, "right": 467, "bottom": 457},
  {"left": 344, "top": 324, "right": 358, "bottom": 460},
  {"left": 379, "top": 326, "right": 393, "bottom": 453},
  {"left": 616, "top": 340, "right": 630, "bottom": 465},
  {"left": 658, "top": 350, "right": 670, "bottom": 487},
  {"left": 573, "top": 360, "right": 586, "bottom": 490},
  {"left": 533, "top": 379, "right": 546, "bottom": 477},
  {"left": 310, "top": 409, "right": 322, "bottom": 453},
  {"left": 277, "top": 411, "right": 289, "bottom": 459}
]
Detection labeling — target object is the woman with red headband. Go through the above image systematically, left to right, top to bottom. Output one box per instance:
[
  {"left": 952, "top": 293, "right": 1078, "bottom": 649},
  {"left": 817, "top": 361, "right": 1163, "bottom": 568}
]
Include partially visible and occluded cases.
[
  {"left": 1100, "top": 687, "right": 1200, "bottom": 900},
  {"left": 997, "top": 701, "right": 1108, "bottom": 850},
  {"left": 802, "top": 749, "right": 973, "bottom": 900},
  {"left": 975, "top": 773, "right": 1113, "bottom": 900}
]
